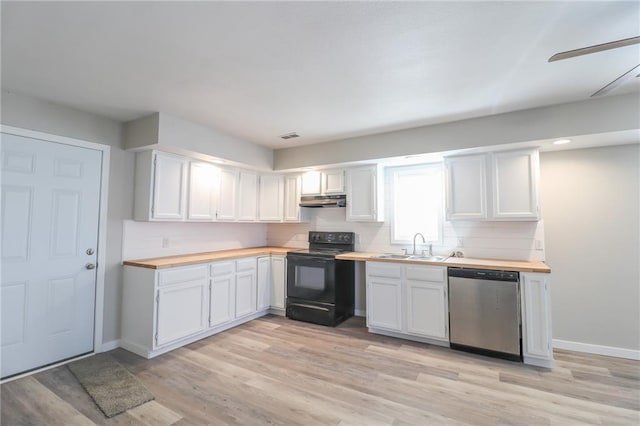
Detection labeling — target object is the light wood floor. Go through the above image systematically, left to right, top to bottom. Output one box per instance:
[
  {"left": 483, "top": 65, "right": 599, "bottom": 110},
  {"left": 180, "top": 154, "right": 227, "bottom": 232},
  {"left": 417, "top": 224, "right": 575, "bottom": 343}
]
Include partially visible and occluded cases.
[{"left": 2, "top": 315, "right": 639, "bottom": 425}]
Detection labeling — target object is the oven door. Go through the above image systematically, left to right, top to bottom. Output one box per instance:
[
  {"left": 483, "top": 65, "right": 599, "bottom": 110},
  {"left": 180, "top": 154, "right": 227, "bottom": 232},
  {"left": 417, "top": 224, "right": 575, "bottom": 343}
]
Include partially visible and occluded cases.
[{"left": 287, "top": 255, "right": 335, "bottom": 303}]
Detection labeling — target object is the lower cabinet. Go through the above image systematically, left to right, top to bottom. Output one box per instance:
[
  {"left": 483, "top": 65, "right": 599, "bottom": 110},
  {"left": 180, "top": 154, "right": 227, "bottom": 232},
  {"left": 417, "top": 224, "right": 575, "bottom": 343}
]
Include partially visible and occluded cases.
[
  {"left": 121, "top": 255, "right": 286, "bottom": 359},
  {"left": 257, "top": 255, "right": 286, "bottom": 313},
  {"left": 366, "top": 262, "right": 448, "bottom": 343},
  {"left": 521, "top": 272, "right": 553, "bottom": 367}
]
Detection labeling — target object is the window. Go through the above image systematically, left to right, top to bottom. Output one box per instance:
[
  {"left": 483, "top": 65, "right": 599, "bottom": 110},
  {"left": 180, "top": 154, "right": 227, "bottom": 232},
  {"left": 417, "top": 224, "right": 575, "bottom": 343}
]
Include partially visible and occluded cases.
[{"left": 390, "top": 163, "right": 444, "bottom": 243}]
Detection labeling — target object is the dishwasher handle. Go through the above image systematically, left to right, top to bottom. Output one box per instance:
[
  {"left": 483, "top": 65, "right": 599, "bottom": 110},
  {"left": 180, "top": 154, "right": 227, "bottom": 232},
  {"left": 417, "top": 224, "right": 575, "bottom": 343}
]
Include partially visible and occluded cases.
[{"left": 448, "top": 267, "right": 519, "bottom": 282}]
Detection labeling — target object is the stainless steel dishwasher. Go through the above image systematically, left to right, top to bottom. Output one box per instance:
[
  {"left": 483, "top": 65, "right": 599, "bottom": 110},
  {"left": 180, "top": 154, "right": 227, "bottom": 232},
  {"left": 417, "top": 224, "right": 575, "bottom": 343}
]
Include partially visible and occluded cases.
[{"left": 448, "top": 268, "right": 522, "bottom": 361}]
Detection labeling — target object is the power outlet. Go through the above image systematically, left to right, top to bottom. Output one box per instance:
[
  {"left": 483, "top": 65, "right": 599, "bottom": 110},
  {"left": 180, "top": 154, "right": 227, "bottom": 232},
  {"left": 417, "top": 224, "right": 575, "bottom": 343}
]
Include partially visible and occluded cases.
[
  {"left": 162, "top": 238, "right": 169, "bottom": 248},
  {"left": 535, "top": 239, "right": 544, "bottom": 250}
]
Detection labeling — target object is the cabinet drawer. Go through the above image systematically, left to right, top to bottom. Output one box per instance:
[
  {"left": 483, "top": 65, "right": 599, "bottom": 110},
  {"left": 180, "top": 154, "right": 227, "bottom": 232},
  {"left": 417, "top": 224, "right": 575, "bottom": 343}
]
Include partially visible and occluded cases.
[
  {"left": 236, "top": 257, "right": 257, "bottom": 272},
  {"left": 210, "top": 261, "right": 235, "bottom": 277},
  {"left": 367, "top": 262, "right": 402, "bottom": 279},
  {"left": 158, "top": 265, "right": 208, "bottom": 286},
  {"left": 405, "top": 266, "right": 445, "bottom": 283}
]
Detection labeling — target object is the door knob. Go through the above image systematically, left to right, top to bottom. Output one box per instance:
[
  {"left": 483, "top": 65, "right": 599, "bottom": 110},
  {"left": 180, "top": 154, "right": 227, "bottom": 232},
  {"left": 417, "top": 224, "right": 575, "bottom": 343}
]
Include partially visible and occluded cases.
[
  {"left": 86, "top": 248, "right": 95, "bottom": 255},
  {"left": 86, "top": 263, "right": 96, "bottom": 270}
]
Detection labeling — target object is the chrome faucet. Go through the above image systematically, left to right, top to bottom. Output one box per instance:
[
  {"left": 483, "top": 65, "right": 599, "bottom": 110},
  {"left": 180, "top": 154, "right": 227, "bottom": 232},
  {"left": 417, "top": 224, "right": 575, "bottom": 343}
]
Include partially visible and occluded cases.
[{"left": 412, "top": 233, "right": 426, "bottom": 255}]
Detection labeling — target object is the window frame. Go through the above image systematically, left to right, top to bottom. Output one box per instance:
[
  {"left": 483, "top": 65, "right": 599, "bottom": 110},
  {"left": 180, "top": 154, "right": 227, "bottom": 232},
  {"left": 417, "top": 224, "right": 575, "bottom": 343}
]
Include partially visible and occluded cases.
[{"left": 388, "top": 162, "right": 445, "bottom": 246}]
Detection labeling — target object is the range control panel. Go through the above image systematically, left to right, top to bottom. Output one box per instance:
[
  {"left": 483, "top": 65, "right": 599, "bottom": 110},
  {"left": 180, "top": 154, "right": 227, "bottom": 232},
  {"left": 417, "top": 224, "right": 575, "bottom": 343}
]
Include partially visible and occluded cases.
[{"left": 308, "top": 231, "right": 355, "bottom": 245}]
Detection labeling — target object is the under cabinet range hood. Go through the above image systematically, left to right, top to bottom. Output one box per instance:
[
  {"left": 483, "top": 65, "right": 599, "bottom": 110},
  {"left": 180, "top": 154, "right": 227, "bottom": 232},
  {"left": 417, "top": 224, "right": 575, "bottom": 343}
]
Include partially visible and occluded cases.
[{"left": 299, "top": 194, "right": 346, "bottom": 208}]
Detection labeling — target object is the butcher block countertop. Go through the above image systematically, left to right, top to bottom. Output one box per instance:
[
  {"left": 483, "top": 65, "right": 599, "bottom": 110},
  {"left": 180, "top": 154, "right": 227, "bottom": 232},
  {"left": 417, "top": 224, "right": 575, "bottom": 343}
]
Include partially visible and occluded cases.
[
  {"left": 123, "top": 247, "right": 293, "bottom": 270},
  {"left": 335, "top": 252, "right": 551, "bottom": 273}
]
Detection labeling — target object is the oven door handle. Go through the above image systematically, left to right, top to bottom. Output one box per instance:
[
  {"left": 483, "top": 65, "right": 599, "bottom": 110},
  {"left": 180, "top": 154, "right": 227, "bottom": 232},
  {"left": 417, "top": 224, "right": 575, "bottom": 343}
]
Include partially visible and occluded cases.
[
  {"left": 288, "top": 256, "right": 331, "bottom": 263},
  {"left": 289, "top": 303, "right": 330, "bottom": 312}
]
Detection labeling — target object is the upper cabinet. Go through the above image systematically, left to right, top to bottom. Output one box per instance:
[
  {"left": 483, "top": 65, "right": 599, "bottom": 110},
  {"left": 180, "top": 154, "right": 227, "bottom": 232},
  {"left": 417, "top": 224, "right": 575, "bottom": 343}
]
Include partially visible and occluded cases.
[
  {"left": 445, "top": 148, "right": 540, "bottom": 221},
  {"left": 491, "top": 149, "right": 539, "bottom": 220},
  {"left": 134, "top": 151, "right": 188, "bottom": 221},
  {"left": 188, "top": 161, "right": 219, "bottom": 221},
  {"left": 346, "top": 165, "right": 384, "bottom": 222},
  {"left": 216, "top": 168, "right": 238, "bottom": 221},
  {"left": 301, "top": 169, "right": 345, "bottom": 195},
  {"left": 323, "top": 169, "right": 346, "bottom": 194},
  {"left": 237, "top": 170, "right": 258, "bottom": 221},
  {"left": 258, "top": 174, "right": 284, "bottom": 222},
  {"left": 283, "top": 175, "right": 301, "bottom": 222}
]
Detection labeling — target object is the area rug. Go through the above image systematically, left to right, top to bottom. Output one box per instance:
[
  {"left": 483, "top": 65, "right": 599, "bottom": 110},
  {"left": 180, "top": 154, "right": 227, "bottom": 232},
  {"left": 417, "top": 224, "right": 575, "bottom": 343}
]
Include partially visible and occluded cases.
[{"left": 67, "top": 353, "right": 154, "bottom": 418}]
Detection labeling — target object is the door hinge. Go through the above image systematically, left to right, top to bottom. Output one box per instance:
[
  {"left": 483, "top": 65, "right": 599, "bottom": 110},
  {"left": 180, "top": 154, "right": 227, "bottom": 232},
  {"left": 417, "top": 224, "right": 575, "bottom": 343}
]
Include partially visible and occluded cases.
[
  {"left": 156, "top": 293, "right": 160, "bottom": 303},
  {"left": 155, "top": 333, "right": 158, "bottom": 343}
]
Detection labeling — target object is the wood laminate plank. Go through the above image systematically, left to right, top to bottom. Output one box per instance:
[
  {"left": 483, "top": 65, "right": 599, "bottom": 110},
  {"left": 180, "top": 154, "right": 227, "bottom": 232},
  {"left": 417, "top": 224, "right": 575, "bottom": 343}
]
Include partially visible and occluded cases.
[{"left": 2, "top": 316, "right": 638, "bottom": 425}]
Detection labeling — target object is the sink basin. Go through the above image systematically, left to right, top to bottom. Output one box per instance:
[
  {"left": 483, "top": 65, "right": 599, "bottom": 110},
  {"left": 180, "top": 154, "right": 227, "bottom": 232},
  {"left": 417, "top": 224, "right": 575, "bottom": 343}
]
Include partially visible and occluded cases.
[
  {"left": 375, "top": 253, "right": 411, "bottom": 259},
  {"left": 408, "top": 255, "right": 448, "bottom": 262}
]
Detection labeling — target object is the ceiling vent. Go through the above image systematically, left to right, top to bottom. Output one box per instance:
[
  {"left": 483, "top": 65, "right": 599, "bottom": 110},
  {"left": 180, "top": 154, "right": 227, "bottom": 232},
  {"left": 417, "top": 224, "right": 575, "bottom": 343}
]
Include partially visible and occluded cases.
[{"left": 280, "top": 132, "right": 300, "bottom": 140}]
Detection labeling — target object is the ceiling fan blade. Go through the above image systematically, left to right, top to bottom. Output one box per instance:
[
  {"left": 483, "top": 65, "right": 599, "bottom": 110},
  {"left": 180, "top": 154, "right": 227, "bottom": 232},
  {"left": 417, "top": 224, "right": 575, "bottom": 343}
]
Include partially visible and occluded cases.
[
  {"left": 549, "top": 36, "right": 640, "bottom": 62},
  {"left": 591, "top": 64, "right": 640, "bottom": 97}
]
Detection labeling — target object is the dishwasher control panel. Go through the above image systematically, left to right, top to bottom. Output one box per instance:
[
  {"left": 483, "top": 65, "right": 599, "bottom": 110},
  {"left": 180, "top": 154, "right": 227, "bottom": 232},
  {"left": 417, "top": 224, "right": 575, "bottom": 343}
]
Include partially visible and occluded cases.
[{"left": 448, "top": 267, "right": 519, "bottom": 282}]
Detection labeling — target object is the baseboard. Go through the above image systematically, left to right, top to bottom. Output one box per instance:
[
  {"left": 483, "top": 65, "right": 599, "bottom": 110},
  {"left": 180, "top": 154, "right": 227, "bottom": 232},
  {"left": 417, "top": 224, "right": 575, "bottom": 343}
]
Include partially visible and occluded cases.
[
  {"left": 354, "top": 309, "right": 366, "bottom": 317},
  {"left": 99, "top": 339, "right": 120, "bottom": 352},
  {"left": 553, "top": 339, "right": 640, "bottom": 361}
]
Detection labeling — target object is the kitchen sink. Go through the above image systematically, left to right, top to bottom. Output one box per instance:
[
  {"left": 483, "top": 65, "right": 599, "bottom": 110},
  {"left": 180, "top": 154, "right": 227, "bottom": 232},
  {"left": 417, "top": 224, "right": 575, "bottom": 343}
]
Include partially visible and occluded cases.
[
  {"left": 375, "top": 253, "right": 411, "bottom": 259},
  {"left": 408, "top": 255, "right": 447, "bottom": 262}
]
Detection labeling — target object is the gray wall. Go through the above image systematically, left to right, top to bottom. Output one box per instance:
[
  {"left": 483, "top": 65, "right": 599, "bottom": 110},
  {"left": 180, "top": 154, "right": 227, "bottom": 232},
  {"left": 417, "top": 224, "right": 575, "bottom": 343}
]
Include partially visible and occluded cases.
[
  {"left": 1, "top": 91, "right": 135, "bottom": 345},
  {"left": 274, "top": 93, "right": 640, "bottom": 170},
  {"left": 540, "top": 144, "right": 640, "bottom": 351}
]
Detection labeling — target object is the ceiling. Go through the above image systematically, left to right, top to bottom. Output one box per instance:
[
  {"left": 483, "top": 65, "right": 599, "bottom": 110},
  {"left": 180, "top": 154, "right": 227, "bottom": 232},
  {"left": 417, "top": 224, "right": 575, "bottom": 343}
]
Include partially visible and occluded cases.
[{"left": 2, "top": 1, "right": 639, "bottom": 149}]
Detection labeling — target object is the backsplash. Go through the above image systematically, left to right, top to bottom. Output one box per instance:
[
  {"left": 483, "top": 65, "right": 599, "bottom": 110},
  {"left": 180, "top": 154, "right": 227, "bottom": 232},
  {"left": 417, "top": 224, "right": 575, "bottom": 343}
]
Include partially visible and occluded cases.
[
  {"left": 267, "top": 208, "right": 545, "bottom": 261},
  {"left": 122, "top": 220, "right": 267, "bottom": 260}
]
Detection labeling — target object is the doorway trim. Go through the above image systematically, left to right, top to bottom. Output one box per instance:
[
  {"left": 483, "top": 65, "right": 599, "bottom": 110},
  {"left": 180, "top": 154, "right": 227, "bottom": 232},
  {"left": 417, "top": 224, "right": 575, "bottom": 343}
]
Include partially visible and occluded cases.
[{"left": 1, "top": 124, "right": 110, "bottom": 355}]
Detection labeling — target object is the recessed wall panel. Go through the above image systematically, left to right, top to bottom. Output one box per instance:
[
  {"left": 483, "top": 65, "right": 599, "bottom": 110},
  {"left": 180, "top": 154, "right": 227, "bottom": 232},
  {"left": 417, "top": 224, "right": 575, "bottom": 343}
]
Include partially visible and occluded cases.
[
  {"left": 1, "top": 186, "right": 33, "bottom": 262},
  {"left": 50, "top": 190, "right": 81, "bottom": 257},
  {"left": 1, "top": 282, "right": 27, "bottom": 346}
]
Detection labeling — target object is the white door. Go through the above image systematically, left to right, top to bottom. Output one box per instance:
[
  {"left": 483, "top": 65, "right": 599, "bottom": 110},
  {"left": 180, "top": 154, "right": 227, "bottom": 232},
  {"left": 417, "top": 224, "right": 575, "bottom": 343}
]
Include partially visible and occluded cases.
[
  {"left": 1, "top": 133, "right": 102, "bottom": 378},
  {"left": 491, "top": 149, "right": 540, "bottom": 220},
  {"left": 445, "top": 154, "right": 487, "bottom": 220},
  {"left": 188, "top": 161, "right": 219, "bottom": 221},
  {"left": 346, "top": 166, "right": 377, "bottom": 221},
  {"left": 217, "top": 168, "right": 238, "bottom": 220},
  {"left": 323, "top": 169, "right": 345, "bottom": 194},
  {"left": 237, "top": 171, "right": 258, "bottom": 221},
  {"left": 283, "top": 175, "right": 301, "bottom": 222},
  {"left": 257, "top": 256, "right": 271, "bottom": 311},
  {"left": 270, "top": 256, "right": 286, "bottom": 310},
  {"left": 235, "top": 270, "right": 257, "bottom": 318},
  {"left": 210, "top": 274, "right": 235, "bottom": 327},
  {"left": 366, "top": 277, "right": 402, "bottom": 331},
  {"left": 155, "top": 280, "right": 208, "bottom": 347},
  {"left": 406, "top": 280, "right": 448, "bottom": 340}
]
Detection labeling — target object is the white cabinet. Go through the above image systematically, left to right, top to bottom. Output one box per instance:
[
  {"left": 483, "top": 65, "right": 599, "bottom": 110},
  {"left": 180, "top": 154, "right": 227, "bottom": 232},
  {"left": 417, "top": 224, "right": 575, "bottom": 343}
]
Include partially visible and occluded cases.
[
  {"left": 445, "top": 149, "right": 540, "bottom": 221},
  {"left": 491, "top": 149, "right": 539, "bottom": 219},
  {"left": 134, "top": 151, "right": 188, "bottom": 221},
  {"left": 444, "top": 154, "right": 487, "bottom": 220},
  {"left": 188, "top": 161, "right": 219, "bottom": 221},
  {"left": 346, "top": 165, "right": 384, "bottom": 222},
  {"left": 217, "top": 168, "right": 238, "bottom": 220},
  {"left": 301, "top": 169, "right": 345, "bottom": 195},
  {"left": 323, "top": 169, "right": 346, "bottom": 194},
  {"left": 238, "top": 171, "right": 258, "bottom": 221},
  {"left": 301, "top": 171, "right": 322, "bottom": 195},
  {"left": 258, "top": 174, "right": 284, "bottom": 222},
  {"left": 284, "top": 175, "right": 302, "bottom": 222},
  {"left": 257, "top": 255, "right": 286, "bottom": 313},
  {"left": 270, "top": 255, "right": 286, "bottom": 311},
  {"left": 257, "top": 256, "right": 271, "bottom": 311},
  {"left": 235, "top": 257, "right": 257, "bottom": 317},
  {"left": 210, "top": 262, "right": 235, "bottom": 327},
  {"left": 366, "top": 262, "right": 448, "bottom": 343},
  {"left": 366, "top": 263, "right": 403, "bottom": 331},
  {"left": 405, "top": 266, "right": 448, "bottom": 340},
  {"left": 521, "top": 272, "right": 553, "bottom": 367}
]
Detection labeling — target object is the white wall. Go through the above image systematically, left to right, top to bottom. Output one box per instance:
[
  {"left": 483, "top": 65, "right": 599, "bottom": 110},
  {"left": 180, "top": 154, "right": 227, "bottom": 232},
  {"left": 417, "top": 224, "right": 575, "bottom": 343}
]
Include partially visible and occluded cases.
[
  {"left": 1, "top": 90, "right": 134, "bottom": 346},
  {"left": 540, "top": 144, "right": 640, "bottom": 353},
  {"left": 122, "top": 220, "right": 267, "bottom": 260}
]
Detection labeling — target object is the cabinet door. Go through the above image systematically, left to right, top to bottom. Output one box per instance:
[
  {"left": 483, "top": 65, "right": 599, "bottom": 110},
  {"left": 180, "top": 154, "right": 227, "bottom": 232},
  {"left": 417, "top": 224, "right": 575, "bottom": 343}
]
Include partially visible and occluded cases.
[
  {"left": 491, "top": 149, "right": 540, "bottom": 220},
  {"left": 152, "top": 152, "right": 187, "bottom": 220},
  {"left": 444, "top": 154, "right": 487, "bottom": 220},
  {"left": 188, "top": 161, "right": 218, "bottom": 221},
  {"left": 347, "top": 166, "right": 381, "bottom": 222},
  {"left": 217, "top": 168, "right": 238, "bottom": 220},
  {"left": 323, "top": 169, "right": 345, "bottom": 194},
  {"left": 238, "top": 171, "right": 258, "bottom": 221},
  {"left": 301, "top": 171, "right": 322, "bottom": 195},
  {"left": 259, "top": 175, "right": 284, "bottom": 221},
  {"left": 284, "top": 175, "right": 302, "bottom": 222},
  {"left": 270, "top": 255, "right": 286, "bottom": 309},
  {"left": 257, "top": 257, "right": 271, "bottom": 311},
  {"left": 235, "top": 269, "right": 257, "bottom": 317},
  {"left": 521, "top": 273, "right": 553, "bottom": 361},
  {"left": 210, "top": 274, "right": 235, "bottom": 327},
  {"left": 366, "top": 276, "right": 402, "bottom": 331},
  {"left": 155, "top": 280, "right": 208, "bottom": 347},
  {"left": 406, "top": 280, "right": 448, "bottom": 340}
]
